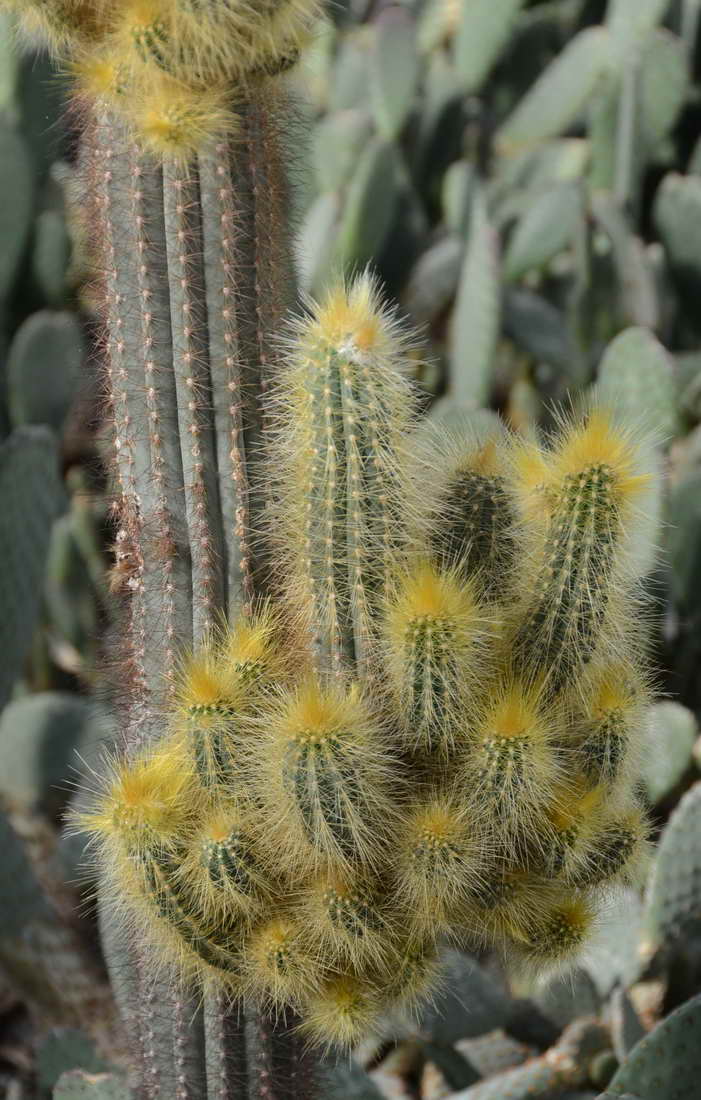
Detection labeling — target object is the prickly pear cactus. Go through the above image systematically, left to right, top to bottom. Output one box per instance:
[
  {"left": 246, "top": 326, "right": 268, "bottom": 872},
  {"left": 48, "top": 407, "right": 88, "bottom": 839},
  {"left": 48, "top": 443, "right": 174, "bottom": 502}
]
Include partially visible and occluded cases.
[
  {"left": 641, "top": 781, "right": 701, "bottom": 958},
  {"left": 605, "top": 993, "right": 701, "bottom": 1099}
]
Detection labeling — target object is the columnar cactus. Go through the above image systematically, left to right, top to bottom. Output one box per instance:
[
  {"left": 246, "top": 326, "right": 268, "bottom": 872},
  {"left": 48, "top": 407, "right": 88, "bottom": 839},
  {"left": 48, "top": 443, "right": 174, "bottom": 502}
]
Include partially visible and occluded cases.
[
  {"left": 3, "top": 2, "right": 662, "bottom": 1097},
  {"left": 82, "top": 287, "right": 659, "bottom": 1074}
]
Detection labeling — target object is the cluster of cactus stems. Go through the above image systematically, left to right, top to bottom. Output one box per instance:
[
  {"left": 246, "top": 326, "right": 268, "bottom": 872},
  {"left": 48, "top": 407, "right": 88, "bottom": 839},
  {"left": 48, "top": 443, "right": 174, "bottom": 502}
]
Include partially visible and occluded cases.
[
  {"left": 2, "top": 0, "right": 662, "bottom": 1095},
  {"left": 83, "top": 280, "right": 658, "bottom": 1058}
]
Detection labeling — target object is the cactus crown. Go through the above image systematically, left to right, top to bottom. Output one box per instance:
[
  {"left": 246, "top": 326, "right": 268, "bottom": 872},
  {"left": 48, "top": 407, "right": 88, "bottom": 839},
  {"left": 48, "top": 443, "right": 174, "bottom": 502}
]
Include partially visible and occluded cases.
[{"left": 6, "top": 0, "right": 321, "bottom": 156}]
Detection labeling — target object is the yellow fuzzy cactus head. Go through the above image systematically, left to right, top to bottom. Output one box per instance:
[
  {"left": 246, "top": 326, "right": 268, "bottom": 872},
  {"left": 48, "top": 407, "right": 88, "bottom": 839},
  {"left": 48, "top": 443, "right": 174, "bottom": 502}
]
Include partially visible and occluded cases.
[
  {"left": 8, "top": 0, "right": 321, "bottom": 156},
  {"left": 80, "top": 737, "right": 194, "bottom": 857}
]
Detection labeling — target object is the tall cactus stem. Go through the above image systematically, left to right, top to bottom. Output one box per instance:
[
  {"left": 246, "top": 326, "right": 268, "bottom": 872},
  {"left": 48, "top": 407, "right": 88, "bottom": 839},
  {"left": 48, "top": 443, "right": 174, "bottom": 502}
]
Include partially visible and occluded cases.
[
  {"left": 244, "top": 90, "right": 296, "bottom": 394},
  {"left": 236, "top": 92, "right": 297, "bottom": 593},
  {"left": 95, "top": 115, "right": 152, "bottom": 713},
  {"left": 199, "top": 147, "right": 255, "bottom": 614},
  {"left": 130, "top": 149, "right": 195, "bottom": 686},
  {"left": 163, "top": 162, "right": 226, "bottom": 642},
  {"left": 271, "top": 275, "right": 414, "bottom": 673},
  {"left": 204, "top": 993, "right": 248, "bottom": 1099},
  {"left": 250, "top": 1012, "right": 315, "bottom": 1100}
]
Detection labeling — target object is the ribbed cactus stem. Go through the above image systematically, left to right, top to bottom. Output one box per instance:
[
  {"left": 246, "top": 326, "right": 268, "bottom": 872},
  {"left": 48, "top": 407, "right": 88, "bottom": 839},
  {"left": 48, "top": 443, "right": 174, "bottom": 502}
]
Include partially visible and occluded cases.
[
  {"left": 88, "top": 89, "right": 315, "bottom": 1095},
  {"left": 198, "top": 91, "right": 296, "bottom": 602},
  {"left": 243, "top": 93, "right": 297, "bottom": 388},
  {"left": 95, "top": 116, "right": 149, "bottom": 705},
  {"left": 199, "top": 148, "right": 255, "bottom": 611},
  {"left": 130, "top": 151, "right": 194, "bottom": 680},
  {"left": 163, "top": 161, "right": 226, "bottom": 642},
  {"left": 273, "top": 277, "right": 414, "bottom": 671},
  {"left": 510, "top": 410, "right": 651, "bottom": 697},
  {"left": 409, "top": 422, "right": 516, "bottom": 603},
  {"left": 515, "top": 461, "right": 620, "bottom": 690},
  {"left": 437, "top": 468, "right": 514, "bottom": 595},
  {"left": 384, "top": 562, "right": 488, "bottom": 755},
  {"left": 174, "top": 992, "right": 208, "bottom": 1100},
  {"left": 205, "top": 995, "right": 248, "bottom": 1099},
  {"left": 249, "top": 1012, "right": 317, "bottom": 1100}
]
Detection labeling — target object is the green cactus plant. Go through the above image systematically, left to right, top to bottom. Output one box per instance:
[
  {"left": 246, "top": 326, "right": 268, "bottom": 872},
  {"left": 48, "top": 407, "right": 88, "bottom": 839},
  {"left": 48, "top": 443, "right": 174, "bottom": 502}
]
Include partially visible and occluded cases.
[
  {"left": 1, "top": 2, "right": 695, "bottom": 1097},
  {"left": 77, "top": 282, "right": 660, "bottom": 1091},
  {"left": 0, "top": 426, "right": 66, "bottom": 705},
  {"left": 640, "top": 779, "right": 701, "bottom": 959},
  {"left": 604, "top": 992, "right": 701, "bottom": 1099},
  {"left": 54, "top": 1072, "right": 131, "bottom": 1100}
]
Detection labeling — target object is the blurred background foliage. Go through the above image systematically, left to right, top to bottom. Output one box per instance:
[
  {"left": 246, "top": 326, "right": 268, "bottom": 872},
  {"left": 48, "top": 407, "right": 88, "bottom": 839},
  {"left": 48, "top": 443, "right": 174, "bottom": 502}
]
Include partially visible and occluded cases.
[{"left": 2, "top": 1, "right": 701, "bottom": 1097}]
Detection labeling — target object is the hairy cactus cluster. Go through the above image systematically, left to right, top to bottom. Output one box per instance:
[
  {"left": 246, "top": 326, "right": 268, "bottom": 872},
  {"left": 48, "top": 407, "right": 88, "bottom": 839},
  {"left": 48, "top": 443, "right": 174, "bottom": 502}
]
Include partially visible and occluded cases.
[
  {"left": 4, "top": 0, "right": 319, "bottom": 157},
  {"left": 82, "top": 274, "right": 658, "bottom": 1050}
]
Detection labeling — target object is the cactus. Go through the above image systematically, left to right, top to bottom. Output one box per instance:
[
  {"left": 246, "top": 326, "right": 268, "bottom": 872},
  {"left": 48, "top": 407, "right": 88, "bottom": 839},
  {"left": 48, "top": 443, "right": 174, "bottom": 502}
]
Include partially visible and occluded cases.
[
  {"left": 1, "top": 2, "right": 324, "bottom": 1094},
  {"left": 0, "top": 4, "right": 673, "bottom": 1096},
  {"left": 7, "top": 310, "right": 83, "bottom": 431},
  {"left": 596, "top": 328, "right": 679, "bottom": 442},
  {"left": 78, "top": 340, "right": 659, "bottom": 1086},
  {"left": 508, "top": 407, "right": 656, "bottom": 695},
  {"left": 0, "top": 426, "right": 66, "bottom": 706},
  {"left": 0, "top": 691, "right": 107, "bottom": 816},
  {"left": 640, "top": 701, "right": 697, "bottom": 805},
  {"left": 640, "top": 780, "right": 701, "bottom": 959},
  {"left": 605, "top": 992, "right": 701, "bottom": 1099},
  {"left": 54, "top": 1073, "right": 132, "bottom": 1100}
]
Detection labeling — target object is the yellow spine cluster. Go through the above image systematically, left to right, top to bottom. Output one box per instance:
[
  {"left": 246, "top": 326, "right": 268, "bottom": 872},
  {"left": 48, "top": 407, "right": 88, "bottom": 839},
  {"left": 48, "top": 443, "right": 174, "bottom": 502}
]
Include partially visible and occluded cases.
[
  {"left": 4, "top": 0, "right": 321, "bottom": 157},
  {"left": 80, "top": 278, "right": 659, "bottom": 1047}
]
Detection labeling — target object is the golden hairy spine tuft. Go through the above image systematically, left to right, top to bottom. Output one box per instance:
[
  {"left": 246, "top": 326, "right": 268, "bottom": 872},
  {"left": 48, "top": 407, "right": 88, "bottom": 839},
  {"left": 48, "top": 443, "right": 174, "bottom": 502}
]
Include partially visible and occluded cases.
[
  {"left": 8, "top": 0, "right": 110, "bottom": 56},
  {"left": 11, "top": 0, "right": 320, "bottom": 147},
  {"left": 162, "top": 0, "right": 321, "bottom": 84},
  {"left": 71, "top": 46, "right": 128, "bottom": 105},
  {"left": 124, "top": 74, "right": 238, "bottom": 161},
  {"left": 382, "top": 560, "right": 493, "bottom": 755},
  {"left": 219, "top": 602, "right": 296, "bottom": 685},
  {"left": 172, "top": 608, "right": 288, "bottom": 789},
  {"left": 174, "top": 640, "right": 246, "bottom": 790},
  {"left": 573, "top": 659, "right": 649, "bottom": 789},
  {"left": 248, "top": 675, "right": 396, "bottom": 875},
  {"left": 463, "top": 678, "right": 563, "bottom": 852},
  {"left": 80, "top": 736, "right": 195, "bottom": 858},
  {"left": 79, "top": 741, "right": 248, "bottom": 990},
  {"left": 537, "top": 779, "right": 651, "bottom": 890},
  {"left": 393, "top": 792, "right": 485, "bottom": 936},
  {"left": 556, "top": 796, "right": 651, "bottom": 891},
  {"left": 176, "top": 800, "right": 274, "bottom": 923},
  {"left": 132, "top": 848, "right": 247, "bottom": 990},
  {"left": 464, "top": 870, "right": 559, "bottom": 951},
  {"left": 299, "top": 872, "right": 395, "bottom": 972},
  {"left": 505, "top": 894, "right": 597, "bottom": 973},
  {"left": 244, "top": 915, "right": 318, "bottom": 1007},
  {"left": 384, "top": 936, "right": 442, "bottom": 1013},
  {"left": 300, "top": 973, "right": 381, "bottom": 1050}
]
